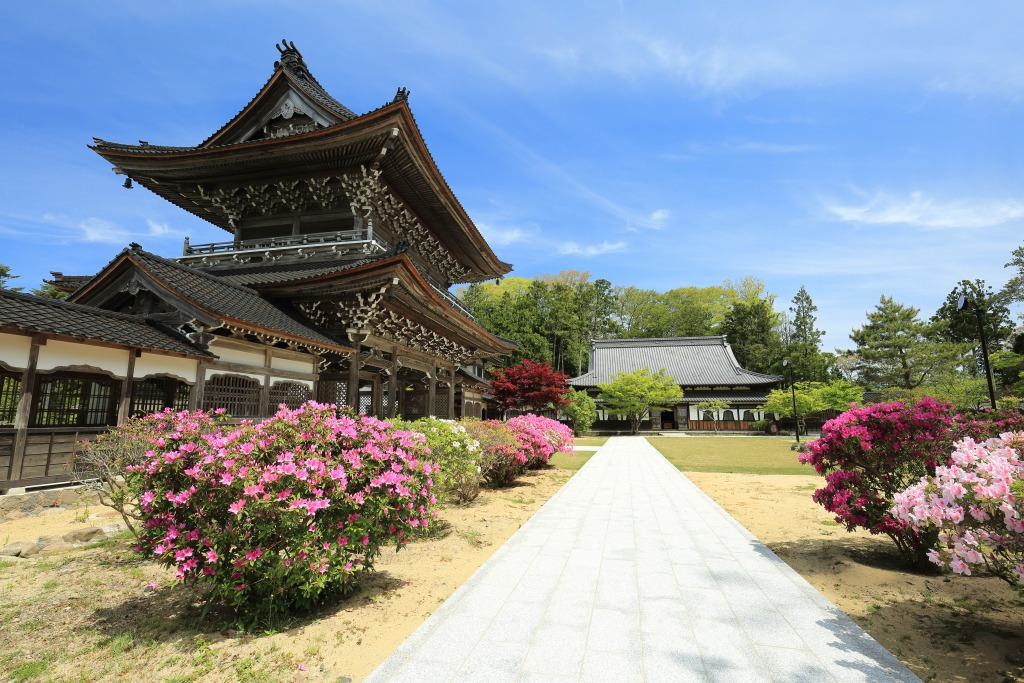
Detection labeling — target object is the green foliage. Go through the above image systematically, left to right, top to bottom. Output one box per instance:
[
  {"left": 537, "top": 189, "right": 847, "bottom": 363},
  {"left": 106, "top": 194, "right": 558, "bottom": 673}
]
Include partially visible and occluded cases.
[
  {"left": 1001, "top": 243, "right": 1024, "bottom": 304},
  {"left": 0, "top": 263, "right": 21, "bottom": 291},
  {"left": 930, "top": 279, "right": 1013, "bottom": 377},
  {"left": 29, "top": 281, "right": 69, "bottom": 299},
  {"left": 849, "top": 295, "right": 961, "bottom": 390},
  {"left": 720, "top": 298, "right": 783, "bottom": 374},
  {"left": 991, "top": 350, "right": 1024, "bottom": 393},
  {"left": 598, "top": 368, "right": 682, "bottom": 434},
  {"left": 815, "top": 379, "right": 865, "bottom": 411},
  {"left": 758, "top": 383, "right": 821, "bottom": 419},
  {"left": 561, "top": 389, "right": 597, "bottom": 435},
  {"left": 394, "top": 417, "right": 482, "bottom": 504}
]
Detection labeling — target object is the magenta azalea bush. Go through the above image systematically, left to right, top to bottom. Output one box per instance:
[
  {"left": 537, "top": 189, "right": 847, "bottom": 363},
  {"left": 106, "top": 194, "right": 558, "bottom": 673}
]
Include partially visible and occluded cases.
[
  {"left": 799, "top": 398, "right": 956, "bottom": 565},
  {"left": 130, "top": 402, "right": 435, "bottom": 623},
  {"left": 508, "top": 415, "right": 574, "bottom": 469},
  {"left": 893, "top": 433, "right": 1024, "bottom": 585}
]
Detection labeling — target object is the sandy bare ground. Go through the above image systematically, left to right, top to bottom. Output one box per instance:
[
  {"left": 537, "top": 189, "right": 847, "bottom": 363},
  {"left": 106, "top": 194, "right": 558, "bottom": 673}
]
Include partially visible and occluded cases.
[
  {"left": 0, "top": 467, "right": 573, "bottom": 682},
  {"left": 688, "top": 472, "right": 1024, "bottom": 683}
]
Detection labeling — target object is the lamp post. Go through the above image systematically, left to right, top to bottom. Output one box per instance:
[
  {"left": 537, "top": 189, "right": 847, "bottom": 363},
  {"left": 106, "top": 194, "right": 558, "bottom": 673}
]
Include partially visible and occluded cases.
[
  {"left": 957, "top": 294, "right": 998, "bottom": 410},
  {"left": 782, "top": 359, "right": 799, "bottom": 444}
]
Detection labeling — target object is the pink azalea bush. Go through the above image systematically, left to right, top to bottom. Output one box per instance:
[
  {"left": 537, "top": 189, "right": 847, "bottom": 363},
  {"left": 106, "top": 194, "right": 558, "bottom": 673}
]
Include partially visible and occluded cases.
[
  {"left": 799, "top": 398, "right": 957, "bottom": 565},
  {"left": 130, "top": 402, "right": 435, "bottom": 623},
  {"left": 508, "top": 415, "right": 574, "bottom": 469},
  {"left": 893, "top": 432, "right": 1024, "bottom": 585}
]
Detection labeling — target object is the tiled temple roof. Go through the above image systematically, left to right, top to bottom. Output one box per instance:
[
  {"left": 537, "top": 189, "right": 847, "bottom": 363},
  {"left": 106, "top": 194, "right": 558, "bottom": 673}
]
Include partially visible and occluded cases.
[
  {"left": 0, "top": 288, "right": 207, "bottom": 357},
  {"left": 571, "top": 337, "right": 782, "bottom": 388}
]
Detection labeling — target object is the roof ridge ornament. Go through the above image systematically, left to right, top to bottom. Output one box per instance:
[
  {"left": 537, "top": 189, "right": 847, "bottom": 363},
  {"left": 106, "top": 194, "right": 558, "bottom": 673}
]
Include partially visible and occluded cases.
[
  {"left": 274, "top": 39, "right": 306, "bottom": 71},
  {"left": 393, "top": 87, "right": 410, "bottom": 103}
]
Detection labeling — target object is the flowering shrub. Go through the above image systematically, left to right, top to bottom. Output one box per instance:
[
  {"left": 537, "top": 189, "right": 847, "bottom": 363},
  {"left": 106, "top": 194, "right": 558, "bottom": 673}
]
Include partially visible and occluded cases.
[
  {"left": 799, "top": 398, "right": 956, "bottom": 565},
  {"left": 131, "top": 402, "right": 435, "bottom": 623},
  {"left": 74, "top": 409, "right": 226, "bottom": 539},
  {"left": 507, "top": 415, "right": 574, "bottom": 468},
  {"left": 397, "top": 417, "right": 482, "bottom": 504},
  {"left": 463, "top": 420, "right": 529, "bottom": 487},
  {"left": 893, "top": 433, "right": 1024, "bottom": 585}
]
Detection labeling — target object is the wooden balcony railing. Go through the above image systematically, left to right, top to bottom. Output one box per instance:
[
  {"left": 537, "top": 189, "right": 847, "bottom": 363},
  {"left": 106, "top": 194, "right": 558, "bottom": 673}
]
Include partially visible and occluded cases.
[{"left": 179, "top": 229, "right": 387, "bottom": 262}]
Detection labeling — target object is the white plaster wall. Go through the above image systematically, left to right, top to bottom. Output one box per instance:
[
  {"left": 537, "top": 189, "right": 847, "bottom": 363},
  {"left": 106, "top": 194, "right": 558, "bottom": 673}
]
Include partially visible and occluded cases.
[
  {"left": 0, "top": 332, "right": 31, "bottom": 370},
  {"left": 37, "top": 340, "right": 129, "bottom": 377},
  {"left": 208, "top": 342, "right": 267, "bottom": 368},
  {"left": 135, "top": 353, "right": 199, "bottom": 384},
  {"left": 270, "top": 356, "right": 315, "bottom": 373},
  {"left": 205, "top": 369, "right": 266, "bottom": 385}
]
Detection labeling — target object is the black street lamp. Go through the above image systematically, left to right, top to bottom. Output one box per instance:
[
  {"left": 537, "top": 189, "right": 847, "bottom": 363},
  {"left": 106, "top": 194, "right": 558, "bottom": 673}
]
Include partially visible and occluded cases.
[
  {"left": 957, "top": 294, "right": 998, "bottom": 410},
  {"left": 782, "top": 359, "right": 799, "bottom": 444}
]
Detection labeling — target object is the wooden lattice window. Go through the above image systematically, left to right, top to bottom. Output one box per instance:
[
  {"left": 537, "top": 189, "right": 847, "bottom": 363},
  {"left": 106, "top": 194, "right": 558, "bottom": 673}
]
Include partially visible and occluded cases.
[
  {"left": 0, "top": 371, "right": 21, "bottom": 426},
  {"left": 32, "top": 372, "right": 120, "bottom": 427},
  {"left": 202, "top": 375, "right": 261, "bottom": 418},
  {"left": 130, "top": 377, "right": 191, "bottom": 416},
  {"left": 317, "top": 380, "right": 347, "bottom": 407},
  {"left": 269, "top": 381, "right": 311, "bottom": 410},
  {"left": 358, "top": 384, "right": 373, "bottom": 415},
  {"left": 434, "top": 394, "right": 449, "bottom": 418},
  {"left": 721, "top": 410, "right": 735, "bottom": 420},
  {"left": 742, "top": 410, "right": 755, "bottom": 421}
]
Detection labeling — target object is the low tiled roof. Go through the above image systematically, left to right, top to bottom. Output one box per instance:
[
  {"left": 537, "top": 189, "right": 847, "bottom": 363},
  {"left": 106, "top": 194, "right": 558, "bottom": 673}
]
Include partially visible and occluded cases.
[
  {"left": 125, "top": 249, "right": 349, "bottom": 351},
  {"left": 206, "top": 249, "right": 398, "bottom": 287},
  {"left": 0, "top": 288, "right": 207, "bottom": 357},
  {"left": 571, "top": 337, "right": 782, "bottom": 388},
  {"left": 680, "top": 390, "right": 773, "bottom": 404}
]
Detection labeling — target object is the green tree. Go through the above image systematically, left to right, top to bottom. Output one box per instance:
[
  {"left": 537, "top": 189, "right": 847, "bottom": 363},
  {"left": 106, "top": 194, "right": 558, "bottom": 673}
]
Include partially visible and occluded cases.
[
  {"left": 1001, "top": 243, "right": 1024, "bottom": 304},
  {"left": 0, "top": 264, "right": 21, "bottom": 291},
  {"left": 930, "top": 279, "right": 1013, "bottom": 376},
  {"left": 30, "top": 281, "right": 70, "bottom": 299},
  {"left": 786, "top": 286, "right": 831, "bottom": 381},
  {"left": 849, "top": 295, "right": 959, "bottom": 390},
  {"left": 720, "top": 298, "right": 783, "bottom": 374},
  {"left": 598, "top": 368, "right": 683, "bottom": 434},
  {"left": 815, "top": 379, "right": 865, "bottom": 411},
  {"left": 758, "top": 383, "right": 822, "bottom": 423},
  {"left": 561, "top": 389, "right": 598, "bottom": 436},
  {"left": 693, "top": 398, "right": 729, "bottom": 432}
]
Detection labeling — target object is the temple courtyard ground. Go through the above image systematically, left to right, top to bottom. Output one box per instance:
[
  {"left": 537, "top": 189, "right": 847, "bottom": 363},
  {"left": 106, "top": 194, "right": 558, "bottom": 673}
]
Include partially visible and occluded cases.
[{"left": 0, "top": 436, "right": 1021, "bottom": 681}]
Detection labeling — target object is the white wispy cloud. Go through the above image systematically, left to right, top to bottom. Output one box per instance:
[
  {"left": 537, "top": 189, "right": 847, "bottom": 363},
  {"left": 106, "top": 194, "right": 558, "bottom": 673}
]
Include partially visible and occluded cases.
[
  {"left": 667, "top": 141, "right": 831, "bottom": 158},
  {"left": 822, "top": 191, "right": 1024, "bottom": 229},
  {"left": 476, "top": 221, "right": 536, "bottom": 246},
  {"left": 558, "top": 240, "right": 628, "bottom": 256}
]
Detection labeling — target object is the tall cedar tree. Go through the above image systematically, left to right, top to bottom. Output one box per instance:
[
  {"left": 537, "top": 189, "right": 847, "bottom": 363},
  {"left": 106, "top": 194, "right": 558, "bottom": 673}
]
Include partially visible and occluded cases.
[
  {"left": 0, "top": 264, "right": 20, "bottom": 290},
  {"left": 787, "top": 286, "right": 830, "bottom": 381},
  {"left": 850, "top": 295, "right": 956, "bottom": 390},
  {"left": 490, "top": 359, "right": 571, "bottom": 414}
]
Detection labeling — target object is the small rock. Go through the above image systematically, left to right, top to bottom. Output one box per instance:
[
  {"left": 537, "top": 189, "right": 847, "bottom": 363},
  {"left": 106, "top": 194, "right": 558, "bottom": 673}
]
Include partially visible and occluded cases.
[
  {"left": 62, "top": 527, "right": 105, "bottom": 543},
  {"left": 37, "top": 535, "right": 63, "bottom": 546},
  {"left": 0, "top": 541, "right": 36, "bottom": 557},
  {"left": 40, "top": 541, "right": 73, "bottom": 555},
  {"left": 19, "top": 543, "right": 43, "bottom": 558}
]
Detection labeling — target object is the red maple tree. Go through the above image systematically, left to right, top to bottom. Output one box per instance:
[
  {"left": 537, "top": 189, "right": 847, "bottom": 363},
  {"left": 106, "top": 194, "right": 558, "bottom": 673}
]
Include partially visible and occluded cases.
[{"left": 490, "top": 358, "right": 571, "bottom": 414}]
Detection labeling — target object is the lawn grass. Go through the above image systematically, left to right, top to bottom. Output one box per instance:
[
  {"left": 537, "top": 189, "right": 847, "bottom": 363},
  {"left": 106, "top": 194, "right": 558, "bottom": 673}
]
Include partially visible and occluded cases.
[
  {"left": 647, "top": 436, "right": 812, "bottom": 475},
  {"left": 575, "top": 437, "right": 608, "bottom": 447},
  {"left": 550, "top": 450, "right": 596, "bottom": 471}
]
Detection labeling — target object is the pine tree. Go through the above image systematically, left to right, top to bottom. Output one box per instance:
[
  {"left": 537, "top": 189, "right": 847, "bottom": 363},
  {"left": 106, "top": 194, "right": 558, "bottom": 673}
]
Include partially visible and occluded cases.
[{"left": 787, "top": 286, "right": 830, "bottom": 381}]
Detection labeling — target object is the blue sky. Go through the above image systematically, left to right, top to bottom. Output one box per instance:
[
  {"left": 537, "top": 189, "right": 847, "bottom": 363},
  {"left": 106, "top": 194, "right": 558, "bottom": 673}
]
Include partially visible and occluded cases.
[{"left": 2, "top": 2, "right": 1023, "bottom": 351}]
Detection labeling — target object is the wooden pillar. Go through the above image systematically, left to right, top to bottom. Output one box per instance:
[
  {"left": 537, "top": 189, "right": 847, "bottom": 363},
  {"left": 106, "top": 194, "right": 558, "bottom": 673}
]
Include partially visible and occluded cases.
[
  {"left": 346, "top": 330, "right": 370, "bottom": 413},
  {"left": 10, "top": 335, "right": 43, "bottom": 483},
  {"left": 259, "top": 348, "right": 272, "bottom": 417},
  {"left": 116, "top": 349, "right": 138, "bottom": 424},
  {"left": 387, "top": 356, "right": 398, "bottom": 419},
  {"left": 190, "top": 359, "right": 208, "bottom": 411},
  {"left": 447, "top": 366, "right": 456, "bottom": 420},
  {"left": 427, "top": 371, "right": 437, "bottom": 417}
]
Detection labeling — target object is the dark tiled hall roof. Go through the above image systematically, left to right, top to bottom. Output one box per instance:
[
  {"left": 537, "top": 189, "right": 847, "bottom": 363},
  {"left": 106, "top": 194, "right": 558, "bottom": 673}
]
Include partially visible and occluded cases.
[
  {"left": 123, "top": 249, "right": 350, "bottom": 351},
  {"left": 0, "top": 288, "right": 207, "bottom": 357},
  {"left": 571, "top": 337, "right": 782, "bottom": 387}
]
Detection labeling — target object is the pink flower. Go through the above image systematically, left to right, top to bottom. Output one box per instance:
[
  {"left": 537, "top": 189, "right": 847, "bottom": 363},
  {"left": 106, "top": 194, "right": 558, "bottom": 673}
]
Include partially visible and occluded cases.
[{"left": 229, "top": 499, "right": 246, "bottom": 515}]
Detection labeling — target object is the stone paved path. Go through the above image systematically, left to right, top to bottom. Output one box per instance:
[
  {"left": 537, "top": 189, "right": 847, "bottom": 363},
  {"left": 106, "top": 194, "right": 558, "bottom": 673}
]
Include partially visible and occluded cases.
[{"left": 366, "top": 437, "right": 920, "bottom": 682}]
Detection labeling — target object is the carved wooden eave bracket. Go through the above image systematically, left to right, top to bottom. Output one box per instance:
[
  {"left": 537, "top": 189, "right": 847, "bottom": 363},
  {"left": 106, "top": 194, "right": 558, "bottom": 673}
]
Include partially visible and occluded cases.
[{"left": 341, "top": 166, "right": 472, "bottom": 284}]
